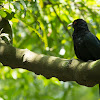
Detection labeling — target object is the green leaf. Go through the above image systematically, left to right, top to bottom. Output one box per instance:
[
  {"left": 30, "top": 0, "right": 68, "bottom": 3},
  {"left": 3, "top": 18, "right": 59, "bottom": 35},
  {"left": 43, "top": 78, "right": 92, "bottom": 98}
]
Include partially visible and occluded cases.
[
  {"left": 0, "top": 0, "right": 5, "bottom": 5},
  {"left": 0, "top": 10, "right": 7, "bottom": 17}
]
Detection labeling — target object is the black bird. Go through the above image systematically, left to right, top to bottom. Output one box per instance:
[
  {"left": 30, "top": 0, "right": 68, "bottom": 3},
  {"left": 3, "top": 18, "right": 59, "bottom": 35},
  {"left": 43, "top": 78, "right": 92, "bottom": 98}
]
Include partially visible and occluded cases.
[
  {"left": 69, "top": 19, "right": 100, "bottom": 97},
  {"left": 71, "top": 19, "right": 100, "bottom": 61}
]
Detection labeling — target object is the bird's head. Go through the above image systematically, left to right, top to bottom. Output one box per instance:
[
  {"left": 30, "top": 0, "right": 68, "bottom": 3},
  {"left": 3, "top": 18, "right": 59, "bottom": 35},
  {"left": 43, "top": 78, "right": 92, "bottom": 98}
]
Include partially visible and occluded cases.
[{"left": 68, "top": 19, "right": 89, "bottom": 31}]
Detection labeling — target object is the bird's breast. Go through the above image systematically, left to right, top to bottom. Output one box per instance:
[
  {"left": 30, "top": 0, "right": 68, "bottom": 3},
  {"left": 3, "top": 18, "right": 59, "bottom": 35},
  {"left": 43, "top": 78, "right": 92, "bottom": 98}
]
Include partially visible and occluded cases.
[{"left": 73, "top": 37, "right": 83, "bottom": 46}]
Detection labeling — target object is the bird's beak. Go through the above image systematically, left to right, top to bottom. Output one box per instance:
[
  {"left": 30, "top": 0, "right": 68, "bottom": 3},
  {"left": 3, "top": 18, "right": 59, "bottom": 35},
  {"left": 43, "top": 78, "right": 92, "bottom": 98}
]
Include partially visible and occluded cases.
[{"left": 67, "top": 23, "right": 73, "bottom": 27}]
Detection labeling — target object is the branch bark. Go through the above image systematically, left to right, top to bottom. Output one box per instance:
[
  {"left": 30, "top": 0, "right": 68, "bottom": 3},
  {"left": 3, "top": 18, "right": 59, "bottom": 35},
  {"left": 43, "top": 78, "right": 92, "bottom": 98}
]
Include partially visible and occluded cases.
[
  {"left": 0, "top": 17, "right": 100, "bottom": 88},
  {"left": 0, "top": 42, "right": 100, "bottom": 87}
]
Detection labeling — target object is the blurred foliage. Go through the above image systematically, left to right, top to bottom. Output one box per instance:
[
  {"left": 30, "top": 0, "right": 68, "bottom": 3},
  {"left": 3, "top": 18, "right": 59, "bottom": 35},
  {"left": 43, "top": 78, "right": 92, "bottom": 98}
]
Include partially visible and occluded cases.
[{"left": 0, "top": 0, "right": 100, "bottom": 100}]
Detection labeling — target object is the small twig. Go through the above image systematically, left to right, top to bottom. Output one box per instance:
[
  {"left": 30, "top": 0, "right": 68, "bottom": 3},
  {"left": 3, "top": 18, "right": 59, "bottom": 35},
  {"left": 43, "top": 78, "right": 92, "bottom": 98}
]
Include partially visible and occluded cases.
[
  {"left": 51, "top": 5, "right": 72, "bottom": 37},
  {"left": 0, "top": 28, "right": 3, "bottom": 33},
  {"left": 0, "top": 28, "right": 10, "bottom": 42},
  {"left": 0, "top": 33, "right": 10, "bottom": 42}
]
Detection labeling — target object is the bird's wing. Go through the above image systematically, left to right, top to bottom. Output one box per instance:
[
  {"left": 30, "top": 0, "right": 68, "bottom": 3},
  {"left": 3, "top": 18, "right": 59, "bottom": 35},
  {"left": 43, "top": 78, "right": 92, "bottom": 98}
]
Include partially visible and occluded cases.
[{"left": 84, "top": 32, "right": 100, "bottom": 59}]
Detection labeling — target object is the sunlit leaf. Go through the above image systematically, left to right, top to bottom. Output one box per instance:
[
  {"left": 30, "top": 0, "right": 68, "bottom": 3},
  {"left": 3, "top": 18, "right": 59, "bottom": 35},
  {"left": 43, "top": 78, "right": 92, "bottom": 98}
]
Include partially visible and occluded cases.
[
  {"left": 0, "top": 0, "right": 5, "bottom": 5},
  {"left": 39, "top": 0, "right": 43, "bottom": 8},
  {"left": 0, "top": 10, "right": 7, "bottom": 17},
  {"left": 11, "top": 18, "right": 19, "bottom": 22},
  {"left": 96, "top": 33, "right": 100, "bottom": 40},
  {"left": 61, "top": 39, "right": 66, "bottom": 44},
  {"left": 50, "top": 77, "right": 61, "bottom": 85}
]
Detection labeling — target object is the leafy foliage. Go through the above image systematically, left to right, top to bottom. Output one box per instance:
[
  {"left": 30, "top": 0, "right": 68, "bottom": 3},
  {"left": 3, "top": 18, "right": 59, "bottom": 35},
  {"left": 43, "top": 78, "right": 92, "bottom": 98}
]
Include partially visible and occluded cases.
[{"left": 0, "top": 0, "right": 99, "bottom": 100}]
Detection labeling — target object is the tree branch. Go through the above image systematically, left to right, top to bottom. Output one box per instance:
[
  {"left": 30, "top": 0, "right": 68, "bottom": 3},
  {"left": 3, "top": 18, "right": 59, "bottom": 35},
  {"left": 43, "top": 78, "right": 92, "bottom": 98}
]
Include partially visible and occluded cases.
[
  {"left": 0, "top": 17, "right": 100, "bottom": 88},
  {"left": 0, "top": 42, "right": 100, "bottom": 87}
]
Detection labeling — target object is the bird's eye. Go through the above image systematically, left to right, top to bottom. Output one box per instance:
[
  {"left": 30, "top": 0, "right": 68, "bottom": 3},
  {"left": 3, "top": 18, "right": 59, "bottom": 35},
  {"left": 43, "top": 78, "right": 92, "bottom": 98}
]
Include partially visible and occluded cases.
[{"left": 73, "top": 21, "right": 77, "bottom": 25}]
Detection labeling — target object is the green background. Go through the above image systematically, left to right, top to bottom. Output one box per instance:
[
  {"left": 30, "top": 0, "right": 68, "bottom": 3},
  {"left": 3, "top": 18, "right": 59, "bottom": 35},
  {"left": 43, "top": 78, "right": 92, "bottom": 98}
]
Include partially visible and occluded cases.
[{"left": 0, "top": 0, "right": 99, "bottom": 100}]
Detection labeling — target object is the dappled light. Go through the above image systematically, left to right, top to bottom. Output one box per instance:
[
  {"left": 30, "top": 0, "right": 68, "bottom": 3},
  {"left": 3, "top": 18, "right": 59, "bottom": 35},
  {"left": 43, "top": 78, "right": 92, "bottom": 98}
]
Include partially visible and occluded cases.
[{"left": 0, "top": 0, "right": 100, "bottom": 100}]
